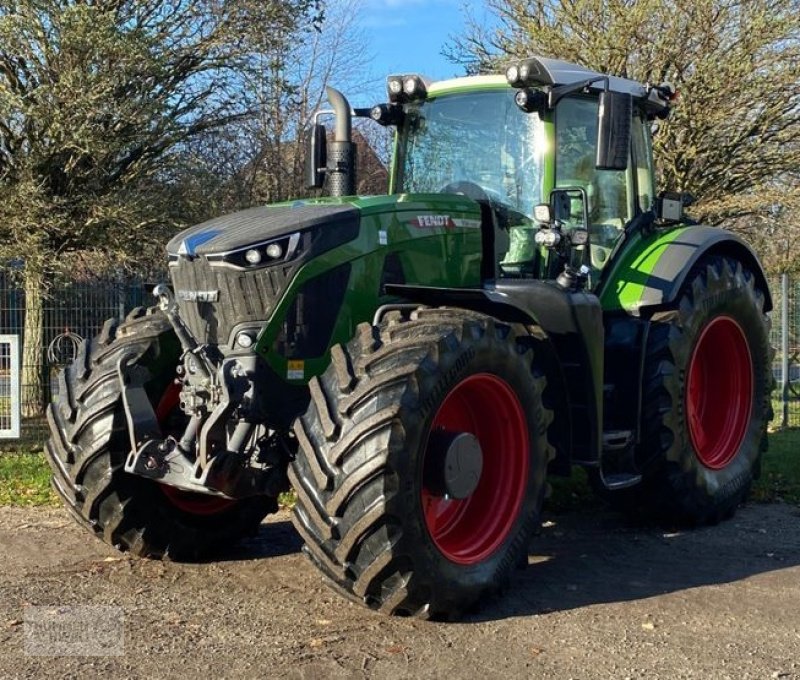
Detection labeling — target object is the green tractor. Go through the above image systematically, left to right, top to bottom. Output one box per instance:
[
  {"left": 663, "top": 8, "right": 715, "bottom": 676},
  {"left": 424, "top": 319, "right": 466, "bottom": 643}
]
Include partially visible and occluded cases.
[{"left": 46, "top": 56, "right": 772, "bottom": 619}]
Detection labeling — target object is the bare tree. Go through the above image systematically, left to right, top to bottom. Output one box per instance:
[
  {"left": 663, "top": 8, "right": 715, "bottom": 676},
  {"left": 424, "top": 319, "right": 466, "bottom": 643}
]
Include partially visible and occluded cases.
[
  {"left": 0, "top": 0, "right": 314, "bottom": 416},
  {"left": 229, "top": 0, "right": 379, "bottom": 205},
  {"left": 447, "top": 0, "right": 800, "bottom": 270}
]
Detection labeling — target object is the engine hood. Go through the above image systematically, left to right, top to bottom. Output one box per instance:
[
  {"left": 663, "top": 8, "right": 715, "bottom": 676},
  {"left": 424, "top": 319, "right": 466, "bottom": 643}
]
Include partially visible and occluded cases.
[
  {"left": 166, "top": 193, "right": 485, "bottom": 259},
  {"left": 166, "top": 202, "right": 360, "bottom": 257}
]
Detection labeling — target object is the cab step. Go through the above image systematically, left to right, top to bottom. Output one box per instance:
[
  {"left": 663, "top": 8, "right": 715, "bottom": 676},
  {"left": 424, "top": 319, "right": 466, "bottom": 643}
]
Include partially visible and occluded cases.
[
  {"left": 599, "top": 429, "right": 641, "bottom": 490},
  {"left": 602, "top": 429, "right": 634, "bottom": 451},
  {"left": 602, "top": 473, "right": 643, "bottom": 490}
]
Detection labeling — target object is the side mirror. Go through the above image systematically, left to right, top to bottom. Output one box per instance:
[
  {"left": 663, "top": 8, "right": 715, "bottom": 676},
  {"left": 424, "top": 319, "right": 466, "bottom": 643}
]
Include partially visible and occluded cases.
[
  {"left": 596, "top": 91, "right": 632, "bottom": 171},
  {"left": 304, "top": 124, "right": 328, "bottom": 189},
  {"left": 549, "top": 187, "right": 590, "bottom": 241},
  {"left": 550, "top": 190, "right": 574, "bottom": 224}
]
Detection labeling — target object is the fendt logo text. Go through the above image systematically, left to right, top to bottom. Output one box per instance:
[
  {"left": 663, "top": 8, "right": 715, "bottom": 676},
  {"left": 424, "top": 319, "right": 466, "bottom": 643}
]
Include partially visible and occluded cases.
[
  {"left": 411, "top": 215, "right": 456, "bottom": 229},
  {"left": 176, "top": 290, "right": 220, "bottom": 303}
]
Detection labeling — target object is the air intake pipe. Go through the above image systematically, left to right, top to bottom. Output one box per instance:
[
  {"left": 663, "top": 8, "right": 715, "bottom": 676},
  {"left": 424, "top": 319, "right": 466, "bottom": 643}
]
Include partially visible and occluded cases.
[{"left": 325, "top": 86, "right": 356, "bottom": 197}]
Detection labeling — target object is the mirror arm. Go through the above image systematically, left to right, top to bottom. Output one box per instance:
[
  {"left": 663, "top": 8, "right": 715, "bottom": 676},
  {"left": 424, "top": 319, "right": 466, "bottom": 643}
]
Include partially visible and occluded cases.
[{"left": 548, "top": 76, "right": 608, "bottom": 108}]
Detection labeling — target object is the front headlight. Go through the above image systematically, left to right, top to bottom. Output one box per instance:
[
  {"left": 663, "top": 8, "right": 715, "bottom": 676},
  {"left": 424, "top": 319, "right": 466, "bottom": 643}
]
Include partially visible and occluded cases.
[{"left": 206, "top": 233, "right": 302, "bottom": 270}]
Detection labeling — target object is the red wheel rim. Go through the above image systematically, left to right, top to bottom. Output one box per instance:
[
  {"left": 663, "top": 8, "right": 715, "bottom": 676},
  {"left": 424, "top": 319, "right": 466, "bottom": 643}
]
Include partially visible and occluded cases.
[
  {"left": 685, "top": 316, "right": 753, "bottom": 470},
  {"left": 421, "top": 373, "right": 529, "bottom": 565},
  {"left": 154, "top": 384, "right": 235, "bottom": 516}
]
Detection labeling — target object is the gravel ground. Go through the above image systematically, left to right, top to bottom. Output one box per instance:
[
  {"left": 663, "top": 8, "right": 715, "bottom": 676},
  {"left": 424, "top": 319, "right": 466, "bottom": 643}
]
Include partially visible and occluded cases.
[{"left": 1, "top": 502, "right": 799, "bottom": 679}]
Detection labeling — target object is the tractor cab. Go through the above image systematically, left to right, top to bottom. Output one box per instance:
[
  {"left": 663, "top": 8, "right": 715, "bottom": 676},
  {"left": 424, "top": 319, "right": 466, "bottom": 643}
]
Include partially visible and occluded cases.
[{"left": 357, "top": 58, "right": 674, "bottom": 289}]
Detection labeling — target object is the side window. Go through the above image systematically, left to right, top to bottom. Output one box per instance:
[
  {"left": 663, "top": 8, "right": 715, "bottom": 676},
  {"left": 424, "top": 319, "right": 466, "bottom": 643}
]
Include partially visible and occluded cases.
[
  {"left": 555, "top": 96, "right": 634, "bottom": 271},
  {"left": 631, "top": 111, "right": 656, "bottom": 213}
]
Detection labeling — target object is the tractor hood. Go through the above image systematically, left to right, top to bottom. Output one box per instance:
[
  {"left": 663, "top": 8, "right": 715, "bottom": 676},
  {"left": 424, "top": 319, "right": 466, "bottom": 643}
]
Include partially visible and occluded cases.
[
  {"left": 164, "top": 193, "right": 483, "bottom": 348},
  {"left": 166, "top": 193, "right": 483, "bottom": 262},
  {"left": 166, "top": 202, "right": 360, "bottom": 258}
]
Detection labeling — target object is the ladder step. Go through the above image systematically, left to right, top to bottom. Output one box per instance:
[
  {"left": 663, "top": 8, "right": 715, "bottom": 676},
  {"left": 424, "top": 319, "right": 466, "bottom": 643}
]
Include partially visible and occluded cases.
[
  {"left": 602, "top": 429, "right": 634, "bottom": 451},
  {"left": 600, "top": 431, "right": 639, "bottom": 489},
  {"left": 603, "top": 473, "right": 642, "bottom": 490}
]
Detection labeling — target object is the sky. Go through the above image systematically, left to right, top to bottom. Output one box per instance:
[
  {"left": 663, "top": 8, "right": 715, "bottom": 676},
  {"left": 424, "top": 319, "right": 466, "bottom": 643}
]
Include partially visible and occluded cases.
[{"left": 353, "top": 0, "right": 498, "bottom": 103}]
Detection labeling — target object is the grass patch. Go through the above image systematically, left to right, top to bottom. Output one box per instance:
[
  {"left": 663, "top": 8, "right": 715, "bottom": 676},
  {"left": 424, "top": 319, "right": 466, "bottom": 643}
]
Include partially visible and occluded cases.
[
  {"left": 752, "top": 428, "right": 800, "bottom": 505},
  {"left": 0, "top": 429, "right": 796, "bottom": 510},
  {"left": 0, "top": 451, "right": 58, "bottom": 507},
  {"left": 545, "top": 466, "right": 598, "bottom": 514},
  {"left": 278, "top": 489, "right": 297, "bottom": 509}
]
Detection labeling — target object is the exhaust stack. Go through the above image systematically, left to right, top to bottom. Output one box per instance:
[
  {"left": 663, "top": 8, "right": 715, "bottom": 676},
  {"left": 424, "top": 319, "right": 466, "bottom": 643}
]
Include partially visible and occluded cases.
[{"left": 325, "top": 86, "right": 356, "bottom": 197}]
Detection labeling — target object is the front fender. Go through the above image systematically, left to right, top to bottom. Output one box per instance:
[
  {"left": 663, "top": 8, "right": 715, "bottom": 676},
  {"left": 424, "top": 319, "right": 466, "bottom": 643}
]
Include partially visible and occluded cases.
[
  {"left": 599, "top": 225, "right": 772, "bottom": 314},
  {"left": 386, "top": 282, "right": 605, "bottom": 469}
]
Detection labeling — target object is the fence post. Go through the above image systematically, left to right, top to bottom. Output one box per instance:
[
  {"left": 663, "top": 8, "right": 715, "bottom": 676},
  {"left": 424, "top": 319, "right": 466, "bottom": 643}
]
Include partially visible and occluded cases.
[
  {"left": 781, "top": 271, "right": 790, "bottom": 428},
  {"left": 117, "top": 277, "right": 125, "bottom": 322},
  {"left": 0, "top": 334, "right": 21, "bottom": 439}
]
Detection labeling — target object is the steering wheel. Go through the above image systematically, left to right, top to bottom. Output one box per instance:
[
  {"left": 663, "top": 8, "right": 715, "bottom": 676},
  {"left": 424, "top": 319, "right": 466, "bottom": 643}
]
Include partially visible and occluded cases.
[{"left": 439, "top": 181, "right": 496, "bottom": 203}]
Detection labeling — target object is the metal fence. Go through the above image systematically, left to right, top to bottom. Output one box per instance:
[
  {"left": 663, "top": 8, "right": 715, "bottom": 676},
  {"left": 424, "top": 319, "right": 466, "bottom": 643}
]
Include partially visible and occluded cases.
[
  {"left": 0, "top": 269, "right": 798, "bottom": 450},
  {"left": 0, "top": 273, "right": 159, "bottom": 448},
  {"left": 770, "top": 273, "right": 800, "bottom": 429}
]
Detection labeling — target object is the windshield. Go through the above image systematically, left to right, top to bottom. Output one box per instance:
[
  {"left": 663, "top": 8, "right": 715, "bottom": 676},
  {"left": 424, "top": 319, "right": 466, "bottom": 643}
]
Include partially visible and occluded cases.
[
  {"left": 398, "top": 90, "right": 547, "bottom": 216},
  {"left": 400, "top": 90, "right": 545, "bottom": 215}
]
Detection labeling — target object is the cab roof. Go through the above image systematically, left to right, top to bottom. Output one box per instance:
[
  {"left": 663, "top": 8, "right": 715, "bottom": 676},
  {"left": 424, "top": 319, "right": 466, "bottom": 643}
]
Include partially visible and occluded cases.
[{"left": 425, "top": 57, "right": 668, "bottom": 113}]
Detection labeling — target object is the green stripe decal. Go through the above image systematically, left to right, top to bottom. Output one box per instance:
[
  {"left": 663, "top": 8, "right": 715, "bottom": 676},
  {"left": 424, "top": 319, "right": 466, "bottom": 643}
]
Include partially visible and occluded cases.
[{"left": 601, "top": 227, "right": 688, "bottom": 311}]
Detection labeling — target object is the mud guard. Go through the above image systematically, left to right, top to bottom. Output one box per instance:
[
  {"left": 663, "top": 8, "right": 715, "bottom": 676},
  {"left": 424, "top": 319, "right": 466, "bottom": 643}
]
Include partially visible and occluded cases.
[{"left": 600, "top": 225, "right": 773, "bottom": 314}]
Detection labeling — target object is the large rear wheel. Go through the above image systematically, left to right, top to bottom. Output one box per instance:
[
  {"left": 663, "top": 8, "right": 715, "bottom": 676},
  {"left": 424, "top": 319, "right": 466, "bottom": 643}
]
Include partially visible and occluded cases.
[
  {"left": 600, "top": 256, "right": 772, "bottom": 524},
  {"left": 45, "top": 308, "right": 274, "bottom": 560},
  {"left": 290, "top": 308, "right": 553, "bottom": 619}
]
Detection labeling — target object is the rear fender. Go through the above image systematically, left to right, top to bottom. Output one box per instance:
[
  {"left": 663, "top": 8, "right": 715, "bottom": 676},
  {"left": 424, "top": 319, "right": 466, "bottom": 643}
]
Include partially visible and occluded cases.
[{"left": 599, "top": 225, "right": 772, "bottom": 314}]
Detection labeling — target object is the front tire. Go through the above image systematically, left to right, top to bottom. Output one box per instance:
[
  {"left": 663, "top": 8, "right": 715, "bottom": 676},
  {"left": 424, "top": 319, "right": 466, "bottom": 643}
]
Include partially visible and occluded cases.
[
  {"left": 604, "top": 256, "right": 772, "bottom": 524},
  {"left": 45, "top": 308, "right": 274, "bottom": 560},
  {"left": 290, "top": 308, "right": 553, "bottom": 619}
]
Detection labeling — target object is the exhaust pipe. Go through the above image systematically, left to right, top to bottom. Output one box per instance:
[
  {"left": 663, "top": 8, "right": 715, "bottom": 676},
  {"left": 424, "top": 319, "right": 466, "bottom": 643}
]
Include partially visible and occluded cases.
[{"left": 325, "top": 86, "right": 356, "bottom": 197}]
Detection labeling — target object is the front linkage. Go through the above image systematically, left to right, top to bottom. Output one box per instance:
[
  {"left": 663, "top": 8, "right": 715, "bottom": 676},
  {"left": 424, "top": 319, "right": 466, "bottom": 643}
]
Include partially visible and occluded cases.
[{"left": 123, "top": 285, "right": 291, "bottom": 501}]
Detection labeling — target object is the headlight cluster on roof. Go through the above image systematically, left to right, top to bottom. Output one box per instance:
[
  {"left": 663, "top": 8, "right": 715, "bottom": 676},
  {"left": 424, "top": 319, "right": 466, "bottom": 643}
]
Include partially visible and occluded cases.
[{"left": 386, "top": 74, "right": 429, "bottom": 103}]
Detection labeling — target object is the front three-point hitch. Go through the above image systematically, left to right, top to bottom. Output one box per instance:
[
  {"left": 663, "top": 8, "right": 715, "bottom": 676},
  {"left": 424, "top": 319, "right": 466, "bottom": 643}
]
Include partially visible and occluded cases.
[{"left": 122, "top": 286, "right": 291, "bottom": 499}]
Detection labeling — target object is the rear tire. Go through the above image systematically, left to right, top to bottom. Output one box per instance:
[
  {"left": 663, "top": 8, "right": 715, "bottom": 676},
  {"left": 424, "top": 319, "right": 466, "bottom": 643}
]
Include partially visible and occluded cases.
[
  {"left": 599, "top": 256, "right": 772, "bottom": 524},
  {"left": 45, "top": 308, "right": 274, "bottom": 560},
  {"left": 290, "top": 308, "right": 553, "bottom": 619}
]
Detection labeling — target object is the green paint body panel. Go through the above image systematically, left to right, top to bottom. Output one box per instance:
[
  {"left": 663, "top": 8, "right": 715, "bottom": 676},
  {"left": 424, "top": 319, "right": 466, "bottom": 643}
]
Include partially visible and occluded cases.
[
  {"left": 254, "top": 194, "right": 483, "bottom": 384},
  {"left": 598, "top": 226, "right": 689, "bottom": 312}
]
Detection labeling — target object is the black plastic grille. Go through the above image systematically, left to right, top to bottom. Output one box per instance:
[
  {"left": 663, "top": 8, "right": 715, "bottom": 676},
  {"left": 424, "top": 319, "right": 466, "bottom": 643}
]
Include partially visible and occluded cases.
[
  {"left": 170, "top": 256, "right": 297, "bottom": 345},
  {"left": 273, "top": 263, "right": 352, "bottom": 359}
]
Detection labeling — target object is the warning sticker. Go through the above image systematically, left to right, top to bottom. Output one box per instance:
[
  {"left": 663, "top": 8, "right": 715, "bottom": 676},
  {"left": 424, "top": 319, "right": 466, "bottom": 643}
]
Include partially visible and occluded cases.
[{"left": 287, "top": 360, "right": 305, "bottom": 381}]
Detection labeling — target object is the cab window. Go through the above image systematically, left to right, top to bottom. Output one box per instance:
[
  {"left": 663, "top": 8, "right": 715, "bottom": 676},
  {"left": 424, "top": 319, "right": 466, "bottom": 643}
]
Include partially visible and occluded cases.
[
  {"left": 555, "top": 96, "right": 635, "bottom": 272},
  {"left": 631, "top": 110, "right": 656, "bottom": 213}
]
